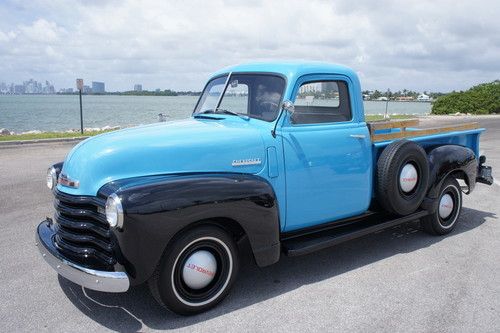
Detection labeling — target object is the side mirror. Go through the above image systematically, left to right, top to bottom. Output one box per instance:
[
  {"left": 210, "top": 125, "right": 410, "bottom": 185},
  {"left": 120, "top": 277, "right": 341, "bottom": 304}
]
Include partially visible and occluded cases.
[
  {"left": 272, "top": 100, "right": 295, "bottom": 137},
  {"left": 282, "top": 100, "right": 295, "bottom": 114},
  {"left": 282, "top": 100, "right": 296, "bottom": 123}
]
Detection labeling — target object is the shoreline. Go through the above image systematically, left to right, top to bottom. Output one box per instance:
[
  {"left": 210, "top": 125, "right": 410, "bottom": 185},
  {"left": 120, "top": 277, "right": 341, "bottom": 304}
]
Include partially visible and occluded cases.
[
  {"left": 1, "top": 114, "right": 499, "bottom": 145},
  {"left": 0, "top": 125, "right": 121, "bottom": 137}
]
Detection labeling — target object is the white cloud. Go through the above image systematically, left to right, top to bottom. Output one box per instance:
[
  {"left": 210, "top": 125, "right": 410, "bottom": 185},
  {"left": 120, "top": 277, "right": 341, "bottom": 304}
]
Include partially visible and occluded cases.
[
  {"left": 0, "top": 0, "right": 499, "bottom": 91},
  {"left": 19, "top": 19, "right": 64, "bottom": 42}
]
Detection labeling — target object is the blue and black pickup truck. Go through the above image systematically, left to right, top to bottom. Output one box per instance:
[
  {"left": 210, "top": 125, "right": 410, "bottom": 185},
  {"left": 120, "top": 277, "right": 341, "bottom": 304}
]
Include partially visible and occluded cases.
[{"left": 37, "top": 62, "right": 493, "bottom": 315}]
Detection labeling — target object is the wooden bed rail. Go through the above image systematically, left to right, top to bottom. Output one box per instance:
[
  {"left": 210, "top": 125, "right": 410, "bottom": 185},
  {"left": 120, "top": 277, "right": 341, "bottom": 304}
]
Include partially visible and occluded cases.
[{"left": 368, "top": 119, "right": 480, "bottom": 142}]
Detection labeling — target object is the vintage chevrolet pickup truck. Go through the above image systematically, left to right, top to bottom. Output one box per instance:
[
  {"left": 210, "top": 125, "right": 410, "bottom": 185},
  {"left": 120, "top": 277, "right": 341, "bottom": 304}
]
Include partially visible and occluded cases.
[{"left": 37, "top": 62, "right": 493, "bottom": 315}]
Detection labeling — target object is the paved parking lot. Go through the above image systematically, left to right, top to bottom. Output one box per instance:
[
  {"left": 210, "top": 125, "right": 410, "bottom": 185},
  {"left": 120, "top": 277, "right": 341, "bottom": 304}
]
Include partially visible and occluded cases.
[{"left": 0, "top": 117, "right": 499, "bottom": 332}]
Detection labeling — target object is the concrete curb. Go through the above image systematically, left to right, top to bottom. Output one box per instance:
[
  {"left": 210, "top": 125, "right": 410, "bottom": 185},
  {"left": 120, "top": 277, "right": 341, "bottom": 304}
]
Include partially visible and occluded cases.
[{"left": 0, "top": 136, "right": 88, "bottom": 147}]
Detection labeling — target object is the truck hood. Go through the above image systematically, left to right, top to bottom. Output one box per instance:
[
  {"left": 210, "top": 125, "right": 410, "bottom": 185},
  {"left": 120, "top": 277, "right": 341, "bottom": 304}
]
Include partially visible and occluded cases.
[{"left": 58, "top": 117, "right": 267, "bottom": 196}]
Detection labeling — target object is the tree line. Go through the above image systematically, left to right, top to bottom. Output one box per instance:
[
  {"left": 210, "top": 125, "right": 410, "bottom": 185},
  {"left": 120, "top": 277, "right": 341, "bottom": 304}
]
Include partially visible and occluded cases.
[
  {"left": 431, "top": 80, "right": 500, "bottom": 114},
  {"left": 362, "top": 89, "right": 446, "bottom": 100}
]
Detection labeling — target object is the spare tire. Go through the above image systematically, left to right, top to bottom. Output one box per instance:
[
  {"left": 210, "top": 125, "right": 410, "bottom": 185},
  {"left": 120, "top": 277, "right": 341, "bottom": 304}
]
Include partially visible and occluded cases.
[{"left": 376, "top": 139, "right": 429, "bottom": 215}]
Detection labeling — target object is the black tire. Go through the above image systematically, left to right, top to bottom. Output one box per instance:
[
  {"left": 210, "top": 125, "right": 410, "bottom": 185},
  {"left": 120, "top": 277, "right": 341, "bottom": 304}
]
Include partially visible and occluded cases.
[
  {"left": 376, "top": 140, "right": 429, "bottom": 215},
  {"left": 421, "top": 177, "right": 462, "bottom": 235},
  {"left": 148, "top": 225, "right": 239, "bottom": 315}
]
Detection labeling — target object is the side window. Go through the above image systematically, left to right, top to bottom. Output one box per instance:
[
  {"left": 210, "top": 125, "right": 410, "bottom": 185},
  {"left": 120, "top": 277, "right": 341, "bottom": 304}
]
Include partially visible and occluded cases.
[
  {"left": 219, "top": 79, "right": 249, "bottom": 114},
  {"left": 292, "top": 80, "right": 352, "bottom": 124}
]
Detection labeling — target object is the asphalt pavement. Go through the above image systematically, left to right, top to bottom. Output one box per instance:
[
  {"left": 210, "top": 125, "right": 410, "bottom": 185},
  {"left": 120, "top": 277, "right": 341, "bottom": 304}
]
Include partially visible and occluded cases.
[{"left": 0, "top": 116, "right": 499, "bottom": 332}]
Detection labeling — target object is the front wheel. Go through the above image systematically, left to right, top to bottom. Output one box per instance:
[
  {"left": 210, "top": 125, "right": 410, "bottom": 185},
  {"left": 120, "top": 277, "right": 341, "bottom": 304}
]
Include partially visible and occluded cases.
[
  {"left": 421, "top": 177, "right": 463, "bottom": 235},
  {"left": 149, "top": 225, "right": 239, "bottom": 315}
]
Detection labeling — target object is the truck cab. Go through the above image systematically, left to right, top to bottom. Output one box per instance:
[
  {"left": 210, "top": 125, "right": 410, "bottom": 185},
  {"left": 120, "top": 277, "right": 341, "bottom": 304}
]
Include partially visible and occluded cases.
[
  {"left": 37, "top": 62, "right": 493, "bottom": 315},
  {"left": 193, "top": 62, "right": 372, "bottom": 231}
]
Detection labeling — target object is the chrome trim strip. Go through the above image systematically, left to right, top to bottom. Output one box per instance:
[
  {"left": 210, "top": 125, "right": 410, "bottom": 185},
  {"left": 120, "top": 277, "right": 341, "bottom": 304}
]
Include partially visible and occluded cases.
[
  {"left": 58, "top": 173, "right": 80, "bottom": 189},
  {"left": 36, "top": 221, "right": 129, "bottom": 293}
]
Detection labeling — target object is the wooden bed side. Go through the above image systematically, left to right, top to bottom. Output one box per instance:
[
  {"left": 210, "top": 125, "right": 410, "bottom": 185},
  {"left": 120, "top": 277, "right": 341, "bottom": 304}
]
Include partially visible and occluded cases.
[{"left": 368, "top": 119, "right": 480, "bottom": 142}]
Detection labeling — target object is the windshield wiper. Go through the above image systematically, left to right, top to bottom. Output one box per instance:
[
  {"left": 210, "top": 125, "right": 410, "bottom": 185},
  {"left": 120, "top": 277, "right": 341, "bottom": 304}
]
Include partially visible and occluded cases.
[
  {"left": 195, "top": 108, "right": 249, "bottom": 120},
  {"left": 214, "top": 108, "right": 249, "bottom": 120}
]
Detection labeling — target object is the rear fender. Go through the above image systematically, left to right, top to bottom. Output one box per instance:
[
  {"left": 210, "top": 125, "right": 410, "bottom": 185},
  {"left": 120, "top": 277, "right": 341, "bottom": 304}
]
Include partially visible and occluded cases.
[{"left": 426, "top": 145, "right": 478, "bottom": 199}]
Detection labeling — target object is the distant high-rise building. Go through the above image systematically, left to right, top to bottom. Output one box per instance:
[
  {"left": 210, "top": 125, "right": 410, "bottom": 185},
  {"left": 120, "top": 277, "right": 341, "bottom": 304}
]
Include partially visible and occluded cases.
[
  {"left": 24, "top": 79, "right": 40, "bottom": 94},
  {"left": 43, "top": 80, "right": 55, "bottom": 94},
  {"left": 92, "top": 81, "right": 105, "bottom": 93},
  {"left": 0, "top": 82, "right": 7, "bottom": 93},
  {"left": 134, "top": 84, "right": 143, "bottom": 92},
  {"left": 14, "top": 85, "right": 25, "bottom": 94},
  {"left": 83, "top": 85, "right": 92, "bottom": 94}
]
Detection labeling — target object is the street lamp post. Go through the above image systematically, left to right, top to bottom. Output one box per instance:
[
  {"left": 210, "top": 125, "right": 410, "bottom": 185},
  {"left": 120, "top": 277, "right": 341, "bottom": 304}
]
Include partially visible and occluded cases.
[{"left": 76, "top": 79, "right": 84, "bottom": 134}]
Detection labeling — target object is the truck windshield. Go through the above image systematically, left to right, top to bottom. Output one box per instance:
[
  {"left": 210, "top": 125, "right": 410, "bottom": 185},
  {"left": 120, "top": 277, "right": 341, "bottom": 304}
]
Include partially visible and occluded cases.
[{"left": 193, "top": 74, "right": 286, "bottom": 122}]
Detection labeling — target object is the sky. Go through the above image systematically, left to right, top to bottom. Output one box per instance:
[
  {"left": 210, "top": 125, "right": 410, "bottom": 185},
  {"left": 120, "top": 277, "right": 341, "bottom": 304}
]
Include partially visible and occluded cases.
[{"left": 0, "top": 0, "right": 499, "bottom": 92}]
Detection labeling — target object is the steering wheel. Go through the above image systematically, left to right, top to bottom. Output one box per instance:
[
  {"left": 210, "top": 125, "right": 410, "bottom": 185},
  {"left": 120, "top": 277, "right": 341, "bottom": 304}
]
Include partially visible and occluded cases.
[{"left": 260, "top": 101, "right": 279, "bottom": 112}]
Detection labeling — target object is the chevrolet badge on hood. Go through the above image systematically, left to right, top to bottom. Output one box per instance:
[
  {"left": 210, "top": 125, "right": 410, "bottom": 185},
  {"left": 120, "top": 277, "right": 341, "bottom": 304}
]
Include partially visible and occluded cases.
[{"left": 232, "top": 158, "right": 262, "bottom": 166}]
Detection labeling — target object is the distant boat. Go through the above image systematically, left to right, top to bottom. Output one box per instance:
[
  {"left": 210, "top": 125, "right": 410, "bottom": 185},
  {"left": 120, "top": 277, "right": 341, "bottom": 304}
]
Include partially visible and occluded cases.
[{"left": 417, "top": 93, "right": 431, "bottom": 101}]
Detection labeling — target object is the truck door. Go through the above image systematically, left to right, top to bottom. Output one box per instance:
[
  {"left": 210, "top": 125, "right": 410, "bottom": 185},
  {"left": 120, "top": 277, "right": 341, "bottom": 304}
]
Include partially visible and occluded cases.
[{"left": 281, "top": 75, "right": 372, "bottom": 231}]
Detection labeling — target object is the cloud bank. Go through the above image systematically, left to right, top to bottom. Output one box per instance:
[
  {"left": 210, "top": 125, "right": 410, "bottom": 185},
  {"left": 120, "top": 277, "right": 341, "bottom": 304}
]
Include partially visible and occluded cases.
[{"left": 0, "top": 0, "right": 499, "bottom": 91}]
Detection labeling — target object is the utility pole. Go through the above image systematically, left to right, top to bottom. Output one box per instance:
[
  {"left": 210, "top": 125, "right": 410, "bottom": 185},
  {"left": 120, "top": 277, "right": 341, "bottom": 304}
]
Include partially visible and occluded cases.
[{"left": 76, "top": 79, "right": 84, "bottom": 134}]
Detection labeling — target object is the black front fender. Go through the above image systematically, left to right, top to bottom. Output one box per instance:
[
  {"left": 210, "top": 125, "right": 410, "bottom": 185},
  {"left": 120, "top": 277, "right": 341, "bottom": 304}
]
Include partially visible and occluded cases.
[
  {"left": 426, "top": 145, "right": 478, "bottom": 199},
  {"left": 98, "top": 173, "right": 280, "bottom": 285}
]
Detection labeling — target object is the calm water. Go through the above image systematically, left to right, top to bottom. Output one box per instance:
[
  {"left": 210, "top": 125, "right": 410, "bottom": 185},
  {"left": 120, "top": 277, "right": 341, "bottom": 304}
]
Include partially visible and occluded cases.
[{"left": 0, "top": 95, "right": 431, "bottom": 132}]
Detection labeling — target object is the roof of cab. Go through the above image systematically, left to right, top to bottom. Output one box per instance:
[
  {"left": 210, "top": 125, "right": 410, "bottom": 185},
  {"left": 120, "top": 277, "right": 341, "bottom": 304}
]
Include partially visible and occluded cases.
[{"left": 210, "top": 61, "right": 357, "bottom": 82}]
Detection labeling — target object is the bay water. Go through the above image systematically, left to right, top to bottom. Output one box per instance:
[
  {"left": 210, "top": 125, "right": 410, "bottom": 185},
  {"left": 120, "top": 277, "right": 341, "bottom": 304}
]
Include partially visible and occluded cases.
[{"left": 0, "top": 95, "right": 431, "bottom": 132}]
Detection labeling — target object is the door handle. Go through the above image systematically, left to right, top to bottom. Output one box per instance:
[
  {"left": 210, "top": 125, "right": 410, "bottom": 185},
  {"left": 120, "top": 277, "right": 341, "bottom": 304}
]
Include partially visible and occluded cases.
[{"left": 350, "top": 134, "right": 366, "bottom": 139}]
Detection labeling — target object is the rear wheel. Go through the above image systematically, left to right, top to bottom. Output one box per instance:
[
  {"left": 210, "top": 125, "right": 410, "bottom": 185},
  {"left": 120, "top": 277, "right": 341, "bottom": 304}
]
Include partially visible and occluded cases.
[
  {"left": 421, "top": 177, "right": 462, "bottom": 235},
  {"left": 149, "top": 225, "right": 239, "bottom": 315}
]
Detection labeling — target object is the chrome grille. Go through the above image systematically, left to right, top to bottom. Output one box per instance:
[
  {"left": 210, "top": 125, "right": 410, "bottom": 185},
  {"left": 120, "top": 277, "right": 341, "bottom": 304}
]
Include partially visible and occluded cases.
[{"left": 53, "top": 189, "right": 117, "bottom": 270}]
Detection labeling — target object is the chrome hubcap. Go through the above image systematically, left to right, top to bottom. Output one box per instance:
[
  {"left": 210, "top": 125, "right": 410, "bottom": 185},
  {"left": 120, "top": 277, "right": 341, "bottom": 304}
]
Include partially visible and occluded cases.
[
  {"left": 399, "top": 163, "right": 418, "bottom": 193},
  {"left": 439, "top": 193, "right": 454, "bottom": 219},
  {"left": 182, "top": 250, "right": 217, "bottom": 289}
]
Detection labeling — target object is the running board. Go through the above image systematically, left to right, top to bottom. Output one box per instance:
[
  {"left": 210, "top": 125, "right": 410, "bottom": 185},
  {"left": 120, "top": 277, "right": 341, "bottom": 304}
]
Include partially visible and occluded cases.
[{"left": 282, "top": 210, "right": 430, "bottom": 257}]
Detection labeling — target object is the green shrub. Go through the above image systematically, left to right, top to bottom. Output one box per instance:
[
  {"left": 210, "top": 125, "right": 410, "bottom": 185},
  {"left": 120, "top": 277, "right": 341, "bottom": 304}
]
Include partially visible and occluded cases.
[{"left": 432, "top": 80, "right": 500, "bottom": 115}]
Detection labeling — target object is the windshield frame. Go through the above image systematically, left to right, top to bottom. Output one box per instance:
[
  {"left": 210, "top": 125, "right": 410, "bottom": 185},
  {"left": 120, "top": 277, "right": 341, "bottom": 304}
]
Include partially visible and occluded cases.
[{"left": 192, "top": 72, "right": 287, "bottom": 122}]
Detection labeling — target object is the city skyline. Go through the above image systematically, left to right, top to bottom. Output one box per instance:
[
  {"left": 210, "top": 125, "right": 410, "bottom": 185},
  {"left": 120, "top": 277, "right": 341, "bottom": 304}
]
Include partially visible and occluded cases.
[
  {"left": 1, "top": 1, "right": 499, "bottom": 92},
  {"left": 0, "top": 78, "right": 169, "bottom": 94},
  {"left": 0, "top": 79, "right": 55, "bottom": 95}
]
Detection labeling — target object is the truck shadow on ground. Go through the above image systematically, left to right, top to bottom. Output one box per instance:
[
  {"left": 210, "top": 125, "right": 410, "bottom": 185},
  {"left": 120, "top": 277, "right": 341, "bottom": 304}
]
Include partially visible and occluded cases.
[{"left": 58, "top": 207, "right": 495, "bottom": 332}]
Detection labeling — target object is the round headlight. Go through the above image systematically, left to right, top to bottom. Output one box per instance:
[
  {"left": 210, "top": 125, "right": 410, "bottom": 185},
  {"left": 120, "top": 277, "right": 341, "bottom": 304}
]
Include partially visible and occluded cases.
[
  {"left": 46, "top": 167, "right": 57, "bottom": 190},
  {"left": 105, "top": 193, "right": 124, "bottom": 229}
]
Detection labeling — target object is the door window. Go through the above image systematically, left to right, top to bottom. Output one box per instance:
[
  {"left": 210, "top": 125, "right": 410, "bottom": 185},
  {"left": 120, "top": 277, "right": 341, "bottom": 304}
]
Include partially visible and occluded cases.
[{"left": 292, "top": 80, "right": 352, "bottom": 124}]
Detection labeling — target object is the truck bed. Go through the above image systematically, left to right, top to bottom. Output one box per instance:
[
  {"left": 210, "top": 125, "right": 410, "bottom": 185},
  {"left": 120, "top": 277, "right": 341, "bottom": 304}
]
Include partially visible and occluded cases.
[{"left": 368, "top": 119, "right": 484, "bottom": 158}]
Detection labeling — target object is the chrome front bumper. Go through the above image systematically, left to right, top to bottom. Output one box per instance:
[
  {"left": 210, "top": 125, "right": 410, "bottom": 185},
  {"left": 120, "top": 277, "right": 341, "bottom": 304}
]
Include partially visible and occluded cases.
[{"left": 36, "top": 220, "right": 130, "bottom": 293}]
